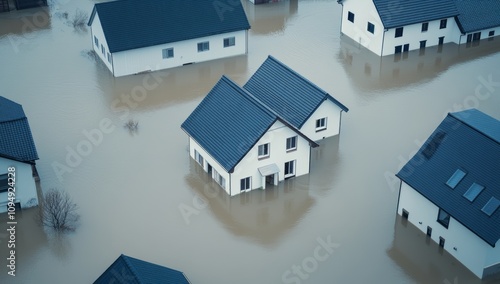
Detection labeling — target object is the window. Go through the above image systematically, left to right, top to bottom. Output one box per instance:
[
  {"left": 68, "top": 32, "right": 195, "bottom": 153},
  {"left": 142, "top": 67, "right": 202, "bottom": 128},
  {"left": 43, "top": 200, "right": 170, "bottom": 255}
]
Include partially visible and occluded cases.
[
  {"left": 347, "top": 11, "right": 354, "bottom": 23},
  {"left": 440, "top": 19, "right": 447, "bottom": 29},
  {"left": 367, "top": 22, "right": 375, "bottom": 34},
  {"left": 421, "top": 22, "right": 428, "bottom": 32},
  {"left": 395, "top": 27, "right": 403, "bottom": 38},
  {"left": 489, "top": 30, "right": 495, "bottom": 37},
  {"left": 472, "top": 32, "right": 481, "bottom": 42},
  {"left": 94, "top": 36, "right": 99, "bottom": 47},
  {"left": 223, "top": 37, "right": 235, "bottom": 48},
  {"left": 420, "top": 40, "right": 426, "bottom": 49},
  {"left": 197, "top": 41, "right": 209, "bottom": 52},
  {"left": 101, "top": 44, "right": 105, "bottom": 55},
  {"left": 395, "top": 45, "right": 402, "bottom": 54},
  {"left": 162, "top": 48, "right": 174, "bottom": 59},
  {"left": 107, "top": 52, "right": 111, "bottom": 63},
  {"left": 315, "top": 117, "right": 327, "bottom": 131},
  {"left": 286, "top": 136, "right": 297, "bottom": 151},
  {"left": 258, "top": 143, "right": 270, "bottom": 159},
  {"left": 194, "top": 150, "right": 204, "bottom": 167},
  {"left": 284, "top": 160, "right": 295, "bottom": 178},
  {"left": 446, "top": 169, "right": 466, "bottom": 188},
  {"left": 213, "top": 170, "right": 225, "bottom": 189},
  {"left": 0, "top": 174, "right": 8, "bottom": 193},
  {"left": 240, "top": 177, "right": 251, "bottom": 191},
  {"left": 463, "top": 183, "right": 485, "bottom": 202},
  {"left": 482, "top": 197, "right": 500, "bottom": 216},
  {"left": 437, "top": 208, "right": 450, "bottom": 228},
  {"left": 402, "top": 209, "right": 409, "bottom": 219},
  {"left": 426, "top": 226, "right": 432, "bottom": 237},
  {"left": 439, "top": 237, "right": 445, "bottom": 248}
]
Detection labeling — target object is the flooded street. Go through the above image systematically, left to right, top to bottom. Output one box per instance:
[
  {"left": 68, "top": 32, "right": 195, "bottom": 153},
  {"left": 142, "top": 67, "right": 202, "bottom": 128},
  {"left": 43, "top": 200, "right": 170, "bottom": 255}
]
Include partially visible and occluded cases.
[{"left": 1, "top": 0, "right": 500, "bottom": 283}]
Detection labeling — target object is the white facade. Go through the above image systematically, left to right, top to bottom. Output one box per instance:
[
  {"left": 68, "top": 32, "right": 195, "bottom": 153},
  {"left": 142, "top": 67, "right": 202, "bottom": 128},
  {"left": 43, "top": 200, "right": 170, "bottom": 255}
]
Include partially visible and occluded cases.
[
  {"left": 339, "top": 0, "right": 499, "bottom": 56},
  {"left": 90, "top": 12, "right": 249, "bottom": 77},
  {"left": 300, "top": 100, "right": 344, "bottom": 141},
  {"left": 189, "top": 120, "right": 312, "bottom": 196},
  {"left": 0, "top": 157, "right": 38, "bottom": 213},
  {"left": 397, "top": 181, "right": 500, "bottom": 279}
]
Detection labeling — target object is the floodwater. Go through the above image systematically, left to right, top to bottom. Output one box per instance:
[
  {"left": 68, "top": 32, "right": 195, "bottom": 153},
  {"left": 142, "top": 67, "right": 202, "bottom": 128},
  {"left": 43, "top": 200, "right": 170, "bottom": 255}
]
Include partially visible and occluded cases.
[{"left": 0, "top": 0, "right": 499, "bottom": 283}]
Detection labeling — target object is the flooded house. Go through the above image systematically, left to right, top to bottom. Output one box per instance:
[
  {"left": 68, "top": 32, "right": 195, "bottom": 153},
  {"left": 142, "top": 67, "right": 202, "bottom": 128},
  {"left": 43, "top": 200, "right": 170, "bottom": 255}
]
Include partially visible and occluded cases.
[
  {"left": 87, "top": 0, "right": 250, "bottom": 77},
  {"left": 337, "top": 0, "right": 500, "bottom": 56},
  {"left": 181, "top": 56, "right": 348, "bottom": 196},
  {"left": 0, "top": 96, "right": 39, "bottom": 213},
  {"left": 395, "top": 109, "right": 500, "bottom": 279},
  {"left": 94, "top": 254, "right": 191, "bottom": 284}
]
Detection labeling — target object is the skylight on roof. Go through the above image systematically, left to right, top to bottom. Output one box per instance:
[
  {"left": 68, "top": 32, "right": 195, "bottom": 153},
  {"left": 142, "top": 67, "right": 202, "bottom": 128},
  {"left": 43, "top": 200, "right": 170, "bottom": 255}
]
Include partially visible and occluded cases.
[
  {"left": 446, "top": 169, "right": 466, "bottom": 189},
  {"left": 463, "top": 183, "right": 485, "bottom": 202},
  {"left": 482, "top": 197, "right": 500, "bottom": 217}
]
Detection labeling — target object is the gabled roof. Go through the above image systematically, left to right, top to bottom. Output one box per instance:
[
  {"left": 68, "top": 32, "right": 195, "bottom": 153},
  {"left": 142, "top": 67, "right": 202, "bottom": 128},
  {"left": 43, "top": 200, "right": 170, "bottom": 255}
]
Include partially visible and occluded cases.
[
  {"left": 88, "top": 0, "right": 251, "bottom": 53},
  {"left": 372, "top": 0, "right": 458, "bottom": 29},
  {"left": 455, "top": 0, "right": 500, "bottom": 33},
  {"left": 243, "top": 56, "right": 348, "bottom": 129},
  {"left": 181, "top": 76, "right": 318, "bottom": 173},
  {"left": 0, "top": 96, "right": 38, "bottom": 163},
  {"left": 397, "top": 109, "right": 500, "bottom": 247},
  {"left": 94, "top": 254, "right": 190, "bottom": 284}
]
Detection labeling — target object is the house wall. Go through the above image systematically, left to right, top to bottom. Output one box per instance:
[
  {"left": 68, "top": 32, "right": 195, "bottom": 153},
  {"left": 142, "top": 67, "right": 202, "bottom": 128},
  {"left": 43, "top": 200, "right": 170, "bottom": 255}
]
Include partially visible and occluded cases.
[
  {"left": 340, "top": 0, "right": 385, "bottom": 56},
  {"left": 89, "top": 13, "right": 114, "bottom": 73},
  {"left": 381, "top": 17, "right": 459, "bottom": 56},
  {"left": 458, "top": 27, "right": 500, "bottom": 45},
  {"left": 111, "top": 30, "right": 248, "bottom": 77},
  {"left": 300, "top": 100, "right": 343, "bottom": 141},
  {"left": 230, "top": 120, "right": 311, "bottom": 196},
  {"left": 0, "top": 157, "right": 38, "bottom": 213},
  {"left": 397, "top": 181, "right": 493, "bottom": 279},
  {"left": 484, "top": 240, "right": 500, "bottom": 279}
]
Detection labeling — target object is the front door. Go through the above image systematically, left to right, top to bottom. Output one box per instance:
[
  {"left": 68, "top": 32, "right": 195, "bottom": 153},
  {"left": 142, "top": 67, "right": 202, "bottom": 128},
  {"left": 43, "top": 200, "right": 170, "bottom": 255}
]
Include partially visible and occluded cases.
[{"left": 207, "top": 163, "right": 212, "bottom": 175}]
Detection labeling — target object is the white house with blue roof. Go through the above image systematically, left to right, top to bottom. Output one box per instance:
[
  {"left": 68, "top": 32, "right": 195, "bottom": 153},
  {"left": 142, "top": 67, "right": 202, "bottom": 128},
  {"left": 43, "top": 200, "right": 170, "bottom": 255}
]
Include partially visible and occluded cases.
[
  {"left": 88, "top": 0, "right": 251, "bottom": 77},
  {"left": 338, "top": 0, "right": 500, "bottom": 56},
  {"left": 182, "top": 56, "right": 348, "bottom": 196},
  {"left": 0, "top": 96, "right": 39, "bottom": 213},
  {"left": 396, "top": 109, "right": 500, "bottom": 279},
  {"left": 94, "top": 254, "right": 191, "bottom": 283}
]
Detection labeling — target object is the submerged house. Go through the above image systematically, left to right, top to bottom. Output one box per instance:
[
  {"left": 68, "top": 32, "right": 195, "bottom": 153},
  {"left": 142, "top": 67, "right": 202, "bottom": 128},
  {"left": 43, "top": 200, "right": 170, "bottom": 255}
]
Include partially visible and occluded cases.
[
  {"left": 88, "top": 0, "right": 250, "bottom": 77},
  {"left": 337, "top": 0, "right": 500, "bottom": 56},
  {"left": 182, "top": 56, "right": 348, "bottom": 196},
  {"left": 0, "top": 96, "right": 39, "bottom": 213},
  {"left": 396, "top": 109, "right": 500, "bottom": 279},
  {"left": 94, "top": 254, "right": 191, "bottom": 284}
]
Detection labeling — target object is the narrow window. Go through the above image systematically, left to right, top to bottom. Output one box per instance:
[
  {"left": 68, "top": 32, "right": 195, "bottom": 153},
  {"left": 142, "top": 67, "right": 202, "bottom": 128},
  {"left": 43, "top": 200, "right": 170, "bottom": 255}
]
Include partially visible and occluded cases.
[
  {"left": 347, "top": 11, "right": 354, "bottom": 23},
  {"left": 440, "top": 19, "right": 447, "bottom": 29},
  {"left": 367, "top": 22, "right": 375, "bottom": 34},
  {"left": 421, "top": 22, "right": 428, "bottom": 32},
  {"left": 395, "top": 27, "right": 403, "bottom": 38},
  {"left": 94, "top": 36, "right": 99, "bottom": 47},
  {"left": 223, "top": 37, "right": 235, "bottom": 48},
  {"left": 419, "top": 40, "right": 426, "bottom": 55},
  {"left": 197, "top": 41, "right": 209, "bottom": 52},
  {"left": 101, "top": 44, "right": 105, "bottom": 55},
  {"left": 162, "top": 48, "right": 174, "bottom": 59},
  {"left": 107, "top": 52, "right": 111, "bottom": 63},
  {"left": 315, "top": 117, "right": 327, "bottom": 131},
  {"left": 286, "top": 136, "right": 297, "bottom": 151},
  {"left": 258, "top": 143, "right": 270, "bottom": 159},
  {"left": 194, "top": 150, "right": 204, "bottom": 167},
  {"left": 284, "top": 160, "right": 295, "bottom": 178},
  {"left": 0, "top": 173, "right": 8, "bottom": 193},
  {"left": 240, "top": 177, "right": 251, "bottom": 191},
  {"left": 437, "top": 208, "right": 450, "bottom": 228},
  {"left": 402, "top": 209, "right": 409, "bottom": 219},
  {"left": 426, "top": 226, "right": 432, "bottom": 237},
  {"left": 439, "top": 237, "right": 445, "bottom": 248}
]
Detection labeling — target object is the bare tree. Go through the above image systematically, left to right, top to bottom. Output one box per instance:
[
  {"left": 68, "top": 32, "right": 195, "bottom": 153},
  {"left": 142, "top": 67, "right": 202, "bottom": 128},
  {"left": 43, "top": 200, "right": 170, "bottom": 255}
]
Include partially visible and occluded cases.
[
  {"left": 71, "top": 9, "right": 88, "bottom": 30},
  {"left": 36, "top": 189, "right": 80, "bottom": 232}
]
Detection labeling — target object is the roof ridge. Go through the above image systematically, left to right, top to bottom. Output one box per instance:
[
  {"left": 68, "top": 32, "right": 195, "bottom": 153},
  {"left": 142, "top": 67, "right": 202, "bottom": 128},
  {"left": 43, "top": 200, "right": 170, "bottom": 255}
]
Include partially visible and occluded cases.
[
  {"left": 449, "top": 110, "right": 500, "bottom": 144},
  {"left": 120, "top": 254, "right": 141, "bottom": 283}
]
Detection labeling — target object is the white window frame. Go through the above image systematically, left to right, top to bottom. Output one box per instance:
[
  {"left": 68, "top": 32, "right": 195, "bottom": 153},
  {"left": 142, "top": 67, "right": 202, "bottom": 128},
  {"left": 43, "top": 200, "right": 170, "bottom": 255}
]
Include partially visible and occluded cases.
[
  {"left": 223, "top": 37, "right": 235, "bottom": 48},
  {"left": 197, "top": 41, "right": 209, "bottom": 52},
  {"left": 162, "top": 48, "right": 174, "bottom": 59},
  {"left": 315, "top": 117, "right": 327, "bottom": 131},
  {"left": 286, "top": 136, "right": 297, "bottom": 151},
  {"left": 258, "top": 143, "right": 270, "bottom": 159},
  {"left": 194, "top": 150, "right": 204, "bottom": 167},
  {"left": 284, "top": 160, "right": 295, "bottom": 178},
  {"left": 213, "top": 170, "right": 225, "bottom": 189},
  {"left": 240, "top": 177, "right": 251, "bottom": 192}
]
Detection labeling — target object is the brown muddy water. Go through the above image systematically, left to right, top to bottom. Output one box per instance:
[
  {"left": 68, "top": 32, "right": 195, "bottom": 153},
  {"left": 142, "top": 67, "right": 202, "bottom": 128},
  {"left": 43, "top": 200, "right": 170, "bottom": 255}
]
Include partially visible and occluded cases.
[{"left": 0, "top": 1, "right": 500, "bottom": 283}]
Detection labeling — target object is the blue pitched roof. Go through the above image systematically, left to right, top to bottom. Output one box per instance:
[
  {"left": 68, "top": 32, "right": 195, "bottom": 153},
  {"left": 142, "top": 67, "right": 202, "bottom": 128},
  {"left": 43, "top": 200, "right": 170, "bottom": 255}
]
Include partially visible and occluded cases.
[
  {"left": 88, "top": 0, "right": 251, "bottom": 53},
  {"left": 372, "top": 0, "right": 459, "bottom": 29},
  {"left": 455, "top": 0, "right": 500, "bottom": 33},
  {"left": 243, "top": 56, "right": 348, "bottom": 129},
  {"left": 181, "top": 76, "right": 318, "bottom": 173},
  {"left": 0, "top": 96, "right": 38, "bottom": 163},
  {"left": 397, "top": 109, "right": 500, "bottom": 247},
  {"left": 94, "top": 254, "right": 190, "bottom": 284}
]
